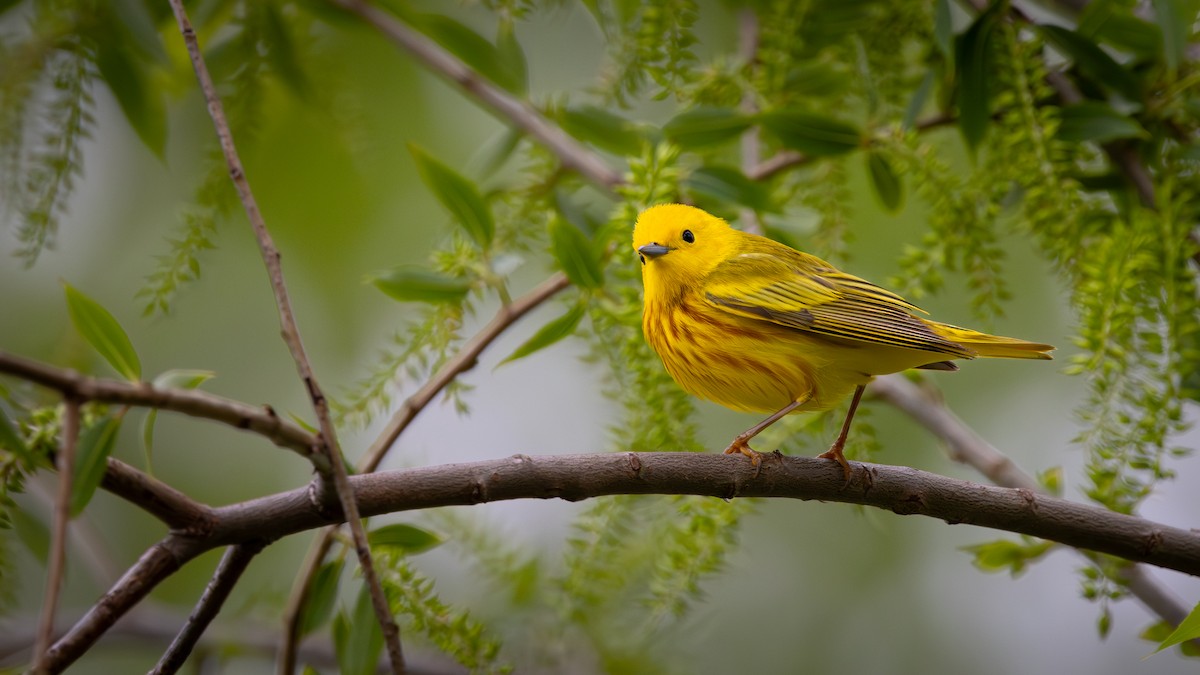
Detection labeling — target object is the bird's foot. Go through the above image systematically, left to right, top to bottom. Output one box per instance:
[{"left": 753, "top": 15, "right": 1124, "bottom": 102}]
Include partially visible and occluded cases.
[
  {"left": 724, "top": 438, "right": 765, "bottom": 477},
  {"left": 817, "top": 442, "right": 853, "bottom": 487}
]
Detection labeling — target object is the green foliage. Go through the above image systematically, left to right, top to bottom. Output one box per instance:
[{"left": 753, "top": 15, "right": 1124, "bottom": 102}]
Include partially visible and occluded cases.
[
  {"left": 63, "top": 283, "right": 142, "bottom": 382},
  {"left": 963, "top": 537, "right": 1055, "bottom": 577},
  {"left": 377, "top": 551, "right": 511, "bottom": 674},
  {"left": 1148, "top": 601, "right": 1200, "bottom": 655}
]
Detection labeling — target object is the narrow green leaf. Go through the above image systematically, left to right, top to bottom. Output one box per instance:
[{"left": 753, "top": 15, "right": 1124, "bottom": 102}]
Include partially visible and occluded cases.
[
  {"left": 110, "top": 0, "right": 168, "bottom": 63},
  {"left": 934, "top": 0, "right": 954, "bottom": 61},
  {"left": 1151, "top": 0, "right": 1197, "bottom": 74},
  {"left": 955, "top": 1, "right": 1002, "bottom": 151},
  {"left": 263, "top": 2, "right": 311, "bottom": 100},
  {"left": 1092, "top": 12, "right": 1163, "bottom": 59},
  {"left": 416, "top": 13, "right": 524, "bottom": 94},
  {"left": 495, "top": 19, "right": 529, "bottom": 96},
  {"left": 1039, "top": 25, "right": 1142, "bottom": 102},
  {"left": 94, "top": 42, "right": 167, "bottom": 160},
  {"left": 903, "top": 69, "right": 937, "bottom": 129},
  {"left": 1057, "top": 101, "right": 1148, "bottom": 143},
  {"left": 561, "top": 105, "right": 645, "bottom": 155},
  {"left": 662, "top": 107, "right": 752, "bottom": 149},
  {"left": 760, "top": 111, "right": 862, "bottom": 156},
  {"left": 409, "top": 144, "right": 494, "bottom": 248},
  {"left": 866, "top": 150, "right": 904, "bottom": 213},
  {"left": 684, "top": 166, "right": 771, "bottom": 212},
  {"left": 549, "top": 218, "right": 603, "bottom": 289},
  {"left": 370, "top": 266, "right": 472, "bottom": 304},
  {"left": 64, "top": 283, "right": 142, "bottom": 381},
  {"left": 498, "top": 302, "right": 587, "bottom": 367},
  {"left": 142, "top": 370, "right": 215, "bottom": 472},
  {"left": 0, "top": 405, "right": 27, "bottom": 454},
  {"left": 71, "top": 416, "right": 122, "bottom": 516},
  {"left": 12, "top": 508, "right": 49, "bottom": 563},
  {"left": 368, "top": 523, "right": 443, "bottom": 554},
  {"left": 961, "top": 538, "right": 1054, "bottom": 577},
  {"left": 299, "top": 559, "right": 345, "bottom": 638},
  {"left": 334, "top": 586, "right": 385, "bottom": 675},
  {"left": 1154, "top": 602, "right": 1200, "bottom": 653}
]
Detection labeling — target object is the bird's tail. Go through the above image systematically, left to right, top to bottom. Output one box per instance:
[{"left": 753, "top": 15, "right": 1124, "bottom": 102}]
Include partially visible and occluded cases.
[{"left": 928, "top": 322, "right": 1054, "bottom": 360}]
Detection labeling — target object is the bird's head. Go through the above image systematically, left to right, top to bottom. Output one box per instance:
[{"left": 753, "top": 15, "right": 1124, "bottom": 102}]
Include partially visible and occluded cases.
[{"left": 632, "top": 204, "right": 737, "bottom": 295}]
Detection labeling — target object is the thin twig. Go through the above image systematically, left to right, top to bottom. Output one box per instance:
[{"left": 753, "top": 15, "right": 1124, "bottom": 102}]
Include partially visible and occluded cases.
[
  {"left": 167, "top": 0, "right": 405, "bottom": 670},
  {"left": 331, "top": 0, "right": 623, "bottom": 192},
  {"left": 749, "top": 112, "right": 956, "bottom": 181},
  {"left": 277, "top": 272, "right": 570, "bottom": 673},
  {"left": 0, "top": 350, "right": 318, "bottom": 460},
  {"left": 869, "top": 374, "right": 1195, "bottom": 636},
  {"left": 32, "top": 397, "right": 80, "bottom": 674},
  {"left": 100, "top": 457, "right": 215, "bottom": 532},
  {"left": 152, "top": 542, "right": 266, "bottom": 675}
]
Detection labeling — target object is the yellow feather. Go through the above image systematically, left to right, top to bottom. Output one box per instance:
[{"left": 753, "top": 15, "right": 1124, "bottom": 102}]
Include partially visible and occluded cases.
[{"left": 632, "top": 204, "right": 1054, "bottom": 472}]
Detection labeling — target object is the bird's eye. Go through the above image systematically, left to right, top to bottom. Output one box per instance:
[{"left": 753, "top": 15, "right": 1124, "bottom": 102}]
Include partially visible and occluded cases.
[
  {"left": 682, "top": 229, "right": 695, "bottom": 243},
  {"left": 639, "top": 254, "right": 646, "bottom": 265}
]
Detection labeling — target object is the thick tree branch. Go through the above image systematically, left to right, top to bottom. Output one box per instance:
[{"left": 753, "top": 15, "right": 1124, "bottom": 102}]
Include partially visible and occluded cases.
[
  {"left": 167, "top": 0, "right": 403, "bottom": 669},
  {"left": 331, "top": 0, "right": 623, "bottom": 192},
  {"left": 278, "top": 272, "right": 571, "bottom": 673},
  {"left": 0, "top": 350, "right": 318, "bottom": 459},
  {"left": 871, "top": 374, "right": 1197, "bottom": 633},
  {"left": 32, "top": 397, "right": 79, "bottom": 674},
  {"left": 41, "top": 450, "right": 1200, "bottom": 671},
  {"left": 151, "top": 543, "right": 265, "bottom": 675}
]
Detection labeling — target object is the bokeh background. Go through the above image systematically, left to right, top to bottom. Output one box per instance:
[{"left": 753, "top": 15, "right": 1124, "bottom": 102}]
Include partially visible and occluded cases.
[{"left": 2, "top": 1, "right": 1199, "bottom": 673}]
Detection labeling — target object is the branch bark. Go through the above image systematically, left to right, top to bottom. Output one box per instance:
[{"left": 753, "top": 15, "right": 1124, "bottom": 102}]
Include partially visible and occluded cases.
[
  {"left": 167, "top": 0, "right": 404, "bottom": 669},
  {"left": 331, "top": 0, "right": 623, "bottom": 192},
  {"left": 0, "top": 350, "right": 318, "bottom": 459},
  {"left": 32, "top": 397, "right": 79, "bottom": 674},
  {"left": 39, "top": 450, "right": 1200, "bottom": 671}
]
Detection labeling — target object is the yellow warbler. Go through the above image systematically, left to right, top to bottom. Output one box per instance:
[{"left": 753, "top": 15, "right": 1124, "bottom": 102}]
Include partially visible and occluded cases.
[{"left": 633, "top": 204, "right": 1053, "bottom": 478}]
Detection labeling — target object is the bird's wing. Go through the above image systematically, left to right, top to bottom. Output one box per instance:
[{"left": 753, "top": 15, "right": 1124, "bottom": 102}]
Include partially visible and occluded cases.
[{"left": 703, "top": 251, "right": 975, "bottom": 358}]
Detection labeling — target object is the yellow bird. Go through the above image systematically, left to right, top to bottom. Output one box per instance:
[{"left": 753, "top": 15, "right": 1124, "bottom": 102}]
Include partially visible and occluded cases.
[{"left": 633, "top": 203, "right": 1053, "bottom": 478}]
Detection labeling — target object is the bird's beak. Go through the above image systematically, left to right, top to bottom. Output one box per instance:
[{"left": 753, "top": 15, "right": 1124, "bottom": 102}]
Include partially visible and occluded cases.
[{"left": 638, "top": 243, "right": 671, "bottom": 259}]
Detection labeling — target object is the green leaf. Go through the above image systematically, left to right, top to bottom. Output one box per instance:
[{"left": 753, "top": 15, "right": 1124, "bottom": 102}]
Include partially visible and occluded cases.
[
  {"left": 110, "top": 0, "right": 168, "bottom": 63},
  {"left": 934, "top": 0, "right": 954, "bottom": 61},
  {"left": 1151, "top": 0, "right": 1197, "bottom": 74},
  {"left": 955, "top": 1, "right": 1002, "bottom": 152},
  {"left": 263, "top": 2, "right": 311, "bottom": 100},
  {"left": 1088, "top": 10, "right": 1163, "bottom": 59},
  {"left": 415, "top": 13, "right": 524, "bottom": 95},
  {"left": 495, "top": 19, "right": 529, "bottom": 96},
  {"left": 1039, "top": 25, "right": 1142, "bottom": 102},
  {"left": 94, "top": 42, "right": 167, "bottom": 160},
  {"left": 903, "top": 69, "right": 936, "bottom": 129},
  {"left": 1057, "top": 101, "right": 1148, "bottom": 143},
  {"left": 561, "top": 105, "right": 645, "bottom": 156},
  {"left": 662, "top": 107, "right": 752, "bottom": 149},
  {"left": 759, "top": 111, "right": 862, "bottom": 156},
  {"left": 409, "top": 144, "right": 494, "bottom": 248},
  {"left": 866, "top": 150, "right": 904, "bottom": 212},
  {"left": 684, "top": 166, "right": 771, "bottom": 212},
  {"left": 549, "top": 218, "right": 604, "bottom": 289},
  {"left": 370, "top": 266, "right": 472, "bottom": 304},
  {"left": 64, "top": 283, "right": 142, "bottom": 382},
  {"left": 498, "top": 302, "right": 587, "bottom": 367},
  {"left": 142, "top": 370, "right": 215, "bottom": 473},
  {"left": 0, "top": 405, "right": 28, "bottom": 455},
  {"left": 71, "top": 416, "right": 121, "bottom": 516},
  {"left": 11, "top": 508, "right": 49, "bottom": 563},
  {"left": 368, "top": 523, "right": 443, "bottom": 554},
  {"left": 962, "top": 538, "right": 1054, "bottom": 577},
  {"left": 299, "top": 558, "right": 345, "bottom": 638},
  {"left": 334, "top": 585, "right": 385, "bottom": 675},
  {"left": 1153, "top": 602, "right": 1200, "bottom": 654},
  {"left": 1143, "top": 619, "right": 1200, "bottom": 657}
]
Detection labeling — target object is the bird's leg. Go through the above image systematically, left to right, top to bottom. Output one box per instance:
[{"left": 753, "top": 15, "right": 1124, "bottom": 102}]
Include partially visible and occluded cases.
[
  {"left": 817, "top": 384, "right": 866, "bottom": 482},
  {"left": 724, "top": 396, "right": 810, "bottom": 472}
]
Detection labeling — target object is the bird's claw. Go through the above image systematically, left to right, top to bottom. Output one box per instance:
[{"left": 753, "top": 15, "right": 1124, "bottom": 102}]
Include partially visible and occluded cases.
[
  {"left": 724, "top": 438, "right": 765, "bottom": 478},
  {"left": 817, "top": 444, "right": 853, "bottom": 488}
]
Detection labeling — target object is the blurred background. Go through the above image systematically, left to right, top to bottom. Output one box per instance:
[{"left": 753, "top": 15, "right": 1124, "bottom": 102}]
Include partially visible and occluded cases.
[{"left": 2, "top": 1, "right": 1199, "bottom": 673}]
